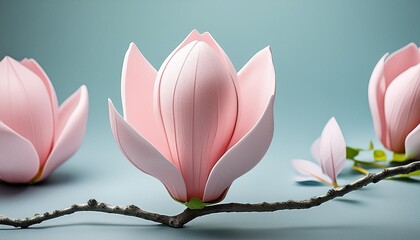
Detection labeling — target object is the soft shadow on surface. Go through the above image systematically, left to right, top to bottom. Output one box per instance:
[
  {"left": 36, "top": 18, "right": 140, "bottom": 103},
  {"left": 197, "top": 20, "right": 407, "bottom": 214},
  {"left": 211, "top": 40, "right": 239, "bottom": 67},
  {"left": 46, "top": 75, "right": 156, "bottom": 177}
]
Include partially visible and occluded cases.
[
  {"left": 0, "top": 169, "right": 82, "bottom": 197},
  {"left": 335, "top": 198, "right": 363, "bottom": 205},
  {"left": 0, "top": 222, "right": 366, "bottom": 239},
  {"left": 0, "top": 222, "right": 154, "bottom": 230}
]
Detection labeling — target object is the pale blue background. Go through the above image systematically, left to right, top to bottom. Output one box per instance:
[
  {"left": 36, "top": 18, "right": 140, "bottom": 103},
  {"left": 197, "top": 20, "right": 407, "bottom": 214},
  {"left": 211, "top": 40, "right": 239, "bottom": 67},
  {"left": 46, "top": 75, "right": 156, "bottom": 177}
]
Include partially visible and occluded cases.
[{"left": 1, "top": 0, "right": 420, "bottom": 239}]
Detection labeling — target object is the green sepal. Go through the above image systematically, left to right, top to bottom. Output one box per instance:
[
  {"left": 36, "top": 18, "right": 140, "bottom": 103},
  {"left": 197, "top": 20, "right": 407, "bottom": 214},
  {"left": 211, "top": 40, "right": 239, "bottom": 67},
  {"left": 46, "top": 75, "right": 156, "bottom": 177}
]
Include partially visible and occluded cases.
[
  {"left": 368, "top": 141, "right": 374, "bottom": 150},
  {"left": 346, "top": 146, "right": 360, "bottom": 160},
  {"left": 373, "top": 150, "right": 387, "bottom": 161},
  {"left": 392, "top": 152, "right": 407, "bottom": 162},
  {"left": 184, "top": 198, "right": 207, "bottom": 209}
]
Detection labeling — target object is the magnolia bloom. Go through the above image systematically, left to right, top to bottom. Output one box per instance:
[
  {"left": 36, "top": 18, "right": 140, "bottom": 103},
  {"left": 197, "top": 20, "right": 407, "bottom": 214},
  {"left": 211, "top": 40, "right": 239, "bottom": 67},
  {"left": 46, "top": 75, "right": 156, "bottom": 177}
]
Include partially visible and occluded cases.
[
  {"left": 109, "top": 30, "right": 275, "bottom": 203},
  {"left": 369, "top": 43, "right": 420, "bottom": 160},
  {"left": 0, "top": 56, "right": 88, "bottom": 183},
  {"left": 292, "top": 117, "right": 346, "bottom": 188}
]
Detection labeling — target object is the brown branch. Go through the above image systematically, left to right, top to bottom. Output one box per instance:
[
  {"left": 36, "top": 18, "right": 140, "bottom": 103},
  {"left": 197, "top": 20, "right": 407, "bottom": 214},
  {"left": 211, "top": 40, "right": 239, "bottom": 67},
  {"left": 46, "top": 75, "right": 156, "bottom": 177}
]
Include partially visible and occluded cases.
[{"left": 1, "top": 161, "right": 419, "bottom": 229}]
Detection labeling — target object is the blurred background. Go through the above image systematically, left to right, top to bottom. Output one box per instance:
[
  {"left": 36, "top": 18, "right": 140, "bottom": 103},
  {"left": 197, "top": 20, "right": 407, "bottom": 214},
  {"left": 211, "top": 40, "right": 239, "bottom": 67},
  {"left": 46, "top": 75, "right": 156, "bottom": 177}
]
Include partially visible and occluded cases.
[{"left": 1, "top": 0, "right": 420, "bottom": 239}]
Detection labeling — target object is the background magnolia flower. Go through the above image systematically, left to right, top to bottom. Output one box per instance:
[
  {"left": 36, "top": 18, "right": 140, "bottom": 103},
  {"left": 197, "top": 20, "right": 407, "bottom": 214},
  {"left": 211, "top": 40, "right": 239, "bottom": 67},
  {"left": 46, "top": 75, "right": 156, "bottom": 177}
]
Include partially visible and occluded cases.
[
  {"left": 109, "top": 30, "right": 275, "bottom": 204},
  {"left": 369, "top": 43, "right": 420, "bottom": 160},
  {"left": 0, "top": 56, "right": 88, "bottom": 183},
  {"left": 292, "top": 117, "right": 346, "bottom": 188}
]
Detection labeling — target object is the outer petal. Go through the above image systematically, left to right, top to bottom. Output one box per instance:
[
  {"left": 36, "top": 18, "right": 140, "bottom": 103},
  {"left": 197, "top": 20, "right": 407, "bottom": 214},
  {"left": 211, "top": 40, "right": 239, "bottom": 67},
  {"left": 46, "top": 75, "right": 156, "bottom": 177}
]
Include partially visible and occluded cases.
[
  {"left": 121, "top": 43, "right": 171, "bottom": 159},
  {"left": 384, "top": 43, "right": 420, "bottom": 86},
  {"left": 228, "top": 46, "right": 275, "bottom": 147},
  {"left": 368, "top": 54, "right": 390, "bottom": 147},
  {"left": 0, "top": 56, "right": 54, "bottom": 164},
  {"left": 20, "top": 58, "right": 59, "bottom": 141},
  {"left": 384, "top": 64, "right": 420, "bottom": 152},
  {"left": 37, "top": 86, "right": 88, "bottom": 181},
  {"left": 202, "top": 96, "right": 274, "bottom": 203},
  {"left": 108, "top": 99, "right": 187, "bottom": 202},
  {"left": 319, "top": 117, "right": 346, "bottom": 184},
  {"left": 0, "top": 122, "right": 40, "bottom": 183},
  {"left": 405, "top": 124, "right": 420, "bottom": 160},
  {"left": 311, "top": 137, "right": 321, "bottom": 164},
  {"left": 291, "top": 159, "right": 333, "bottom": 185}
]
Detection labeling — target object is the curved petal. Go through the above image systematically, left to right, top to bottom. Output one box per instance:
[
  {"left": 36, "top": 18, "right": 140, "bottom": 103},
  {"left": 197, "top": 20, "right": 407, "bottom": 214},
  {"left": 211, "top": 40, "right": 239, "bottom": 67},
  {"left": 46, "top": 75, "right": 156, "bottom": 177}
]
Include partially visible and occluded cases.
[
  {"left": 156, "top": 41, "right": 238, "bottom": 200},
  {"left": 121, "top": 43, "right": 171, "bottom": 159},
  {"left": 384, "top": 43, "right": 420, "bottom": 86},
  {"left": 228, "top": 46, "right": 275, "bottom": 147},
  {"left": 368, "top": 54, "right": 390, "bottom": 147},
  {"left": 0, "top": 56, "right": 54, "bottom": 164},
  {"left": 20, "top": 58, "right": 59, "bottom": 141},
  {"left": 384, "top": 64, "right": 420, "bottom": 152},
  {"left": 37, "top": 86, "right": 88, "bottom": 181},
  {"left": 202, "top": 96, "right": 274, "bottom": 203},
  {"left": 108, "top": 99, "right": 187, "bottom": 202},
  {"left": 319, "top": 117, "right": 346, "bottom": 184},
  {"left": 0, "top": 122, "right": 40, "bottom": 183},
  {"left": 405, "top": 124, "right": 420, "bottom": 160},
  {"left": 311, "top": 137, "right": 321, "bottom": 164},
  {"left": 291, "top": 159, "right": 333, "bottom": 185}
]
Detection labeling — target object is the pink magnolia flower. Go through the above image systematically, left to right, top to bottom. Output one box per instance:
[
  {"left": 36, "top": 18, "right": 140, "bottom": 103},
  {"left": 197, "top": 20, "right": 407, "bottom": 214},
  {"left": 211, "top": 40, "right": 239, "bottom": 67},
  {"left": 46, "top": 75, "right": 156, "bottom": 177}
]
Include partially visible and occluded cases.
[
  {"left": 109, "top": 30, "right": 275, "bottom": 203},
  {"left": 368, "top": 43, "right": 420, "bottom": 160},
  {"left": 0, "top": 56, "right": 88, "bottom": 183},
  {"left": 292, "top": 117, "right": 346, "bottom": 188}
]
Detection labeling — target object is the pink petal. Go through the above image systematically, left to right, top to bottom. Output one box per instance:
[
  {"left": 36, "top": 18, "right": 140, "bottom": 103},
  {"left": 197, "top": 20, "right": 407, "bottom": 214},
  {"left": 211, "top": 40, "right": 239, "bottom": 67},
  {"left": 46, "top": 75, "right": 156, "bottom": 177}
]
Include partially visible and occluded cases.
[
  {"left": 200, "top": 32, "right": 239, "bottom": 80},
  {"left": 155, "top": 41, "right": 238, "bottom": 200},
  {"left": 121, "top": 43, "right": 171, "bottom": 159},
  {"left": 384, "top": 43, "right": 420, "bottom": 86},
  {"left": 228, "top": 46, "right": 275, "bottom": 148},
  {"left": 368, "top": 54, "right": 390, "bottom": 147},
  {"left": 0, "top": 56, "right": 54, "bottom": 165},
  {"left": 20, "top": 58, "right": 59, "bottom": 141},
  {"left": 384, "top": 64, "right": 420, "bottom": 152},
  {"left": 37, "top": 86, "right": 88, "bottom": 181},
  {"left": 202, "top": 96, "right": 275, "bottom": 203},
  {"left": 108, "top": 99, "right": 187, "bottom": 202},
  {"left": 319, "top": 117, "right": 346, "bottom": 184},
  {"left": 0, "top": 121, "right": 40, "bottom": 183},
  {"left": 405, "top": 124, "right": 420, "bottom": 160},
  {"left": 311, "top": 137, "right": 321, "bottom": 164},
  {"left": 291, "top": 159, "right": 333, "bottom": 184}
]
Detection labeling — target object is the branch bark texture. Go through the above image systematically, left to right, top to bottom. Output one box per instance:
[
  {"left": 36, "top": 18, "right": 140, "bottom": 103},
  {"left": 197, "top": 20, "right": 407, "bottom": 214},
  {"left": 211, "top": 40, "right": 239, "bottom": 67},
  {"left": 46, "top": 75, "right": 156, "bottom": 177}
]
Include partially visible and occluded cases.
[{"left": 1, "top": 161, "right": 419, "bottom": 229}]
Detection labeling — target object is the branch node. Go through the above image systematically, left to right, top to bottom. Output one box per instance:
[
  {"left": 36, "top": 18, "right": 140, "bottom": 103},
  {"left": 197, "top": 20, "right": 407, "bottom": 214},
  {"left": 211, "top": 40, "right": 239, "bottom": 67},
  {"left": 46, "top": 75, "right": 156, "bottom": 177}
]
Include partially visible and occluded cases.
[{"left": 87, "top": 199, "right": 98, "bottom": 207}]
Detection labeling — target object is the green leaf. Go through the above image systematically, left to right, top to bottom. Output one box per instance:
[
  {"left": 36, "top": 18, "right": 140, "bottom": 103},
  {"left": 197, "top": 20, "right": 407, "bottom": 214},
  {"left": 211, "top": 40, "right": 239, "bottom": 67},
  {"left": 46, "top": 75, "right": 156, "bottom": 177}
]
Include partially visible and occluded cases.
[
  {"left": 368, "top": 141, "right": 374, "bottom": 150},
  {"left": 346, "top": 146, "right": 360, "bottom": 159},
  {"left": 373, "top": 150, "right": 387, "bottom": 161},
  {"left": 392, "top": 152, "right": 407, "bottom": 162},
  {"left": 185, "top": 198, "right": 207, "bottom": 209}
]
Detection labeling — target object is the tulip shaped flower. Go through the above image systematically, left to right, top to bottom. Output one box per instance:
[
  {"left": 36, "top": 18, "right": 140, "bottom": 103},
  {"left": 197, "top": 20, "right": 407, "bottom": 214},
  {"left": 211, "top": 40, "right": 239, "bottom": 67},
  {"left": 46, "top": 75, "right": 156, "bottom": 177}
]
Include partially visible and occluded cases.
[
  {"left": 109, "top": 30, "right": 275, "bottom": 204},
  {"left": 368, "top": 43, "right": 420, "bottom": 160},
  {"left": 0, "top": 57, "right": 88, "bottom": 183},
  {"left": 292, "top": 117, "right": 346, "bottom": 188}
]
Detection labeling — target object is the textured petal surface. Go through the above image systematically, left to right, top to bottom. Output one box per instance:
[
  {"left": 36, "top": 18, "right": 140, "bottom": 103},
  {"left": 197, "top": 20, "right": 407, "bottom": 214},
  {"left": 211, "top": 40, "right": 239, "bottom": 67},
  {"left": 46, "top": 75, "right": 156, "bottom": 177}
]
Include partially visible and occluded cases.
[
  {"left": 156, "top": 41, "right": 238, "bottom": 200},
  {"left": 121, "top": 43, "right": 171, "bottom": 159},
  {"left": 384, "top": 43, "right": 420, "bottom": 87},
  {"left": 229, "top": 46, "right": 275, "bottom": 147},
  {"left": 368, "top": 54, "right": 390, "bottom": 147},
  {"left": 0, "top": 56, "right": 54, "bottom": 165},
  {"left": 20, "top": 58, "right": 59, "bottom": 141},
  {"left": 384, "top": 64, "right": 420, "bottom": 152},
  {"left": 38, "top": 86, "right": 88, "bottom": 181},
  {"left": 203, "top": 96, "right": 274, "bottom": 203},
  {"left": 109, "top": 100, "right": 187, "bottom": 202},
  {"left": 319, "top": 117, "right": 346, "bottom": 183},
  {"left": 0, "top": 122, "right": 40, "bottom": 183},
  {"left": 405, "top": 124, "right": 420, "bottom": 160},
  {"left": 311, "top": 137, "right": 321, "bottom": 163},
  {"left": 291, "top": 159, "right": 333, "bottom": 184}
]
